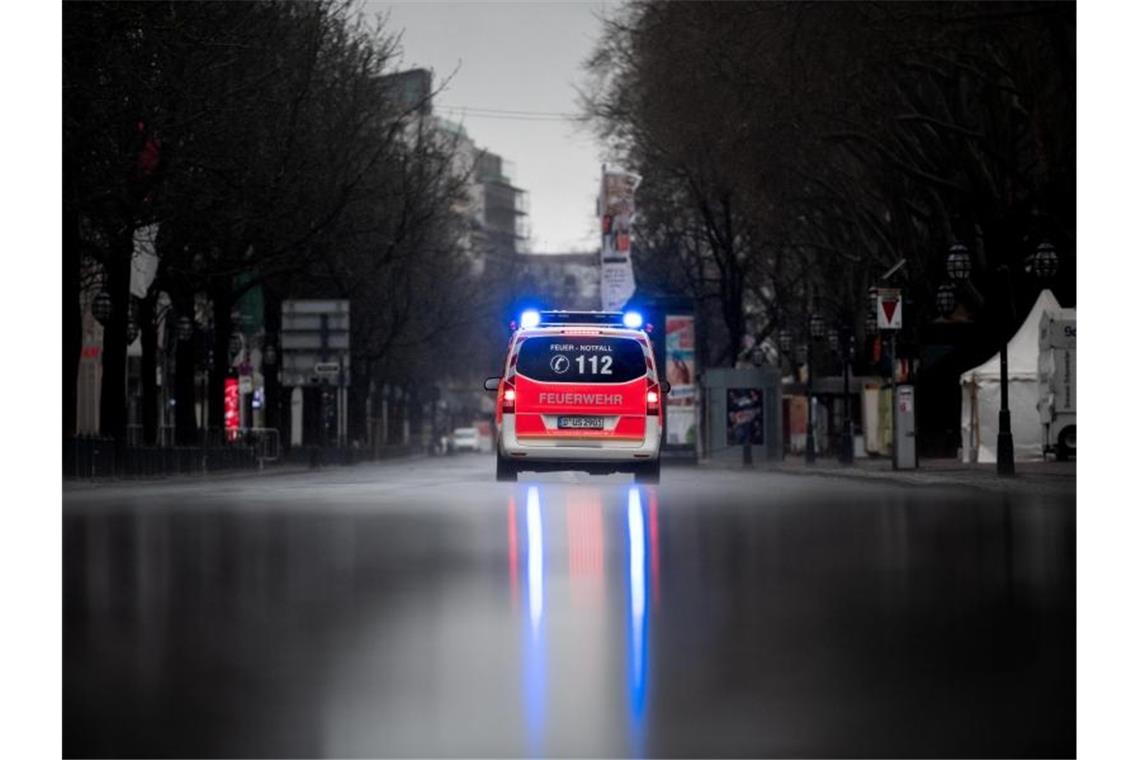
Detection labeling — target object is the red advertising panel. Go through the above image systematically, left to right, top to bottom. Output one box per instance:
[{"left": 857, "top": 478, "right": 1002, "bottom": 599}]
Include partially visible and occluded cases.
[{"left": 224, "top": 377, "right": 240, "bottom": 441}]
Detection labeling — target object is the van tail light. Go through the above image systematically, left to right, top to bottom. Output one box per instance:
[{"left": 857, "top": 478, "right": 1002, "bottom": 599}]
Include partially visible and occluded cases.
[
  {"left": 502, "top": 380, "right": 517, "bottom": 413},
  {"left": 646, "top": 381, "right": 661, "bottom": 415}
]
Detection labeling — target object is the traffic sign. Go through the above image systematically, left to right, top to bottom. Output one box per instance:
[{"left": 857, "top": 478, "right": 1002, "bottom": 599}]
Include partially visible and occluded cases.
[
  {"left": 877, "top": 288, "right": 902, "bottom": 330},
  {"left": 280, "top": 299, "right": 351, "bottom": 386}
]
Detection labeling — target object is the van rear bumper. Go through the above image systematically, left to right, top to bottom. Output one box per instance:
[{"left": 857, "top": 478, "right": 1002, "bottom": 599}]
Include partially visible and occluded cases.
[{"left": 499, "top": 415, "right": 661, "bottom": 461}]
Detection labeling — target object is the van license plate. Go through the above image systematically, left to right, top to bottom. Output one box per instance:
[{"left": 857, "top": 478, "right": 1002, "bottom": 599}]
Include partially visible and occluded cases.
[{"left": 558, "top": 416, "right": 604, "bottom": 430}]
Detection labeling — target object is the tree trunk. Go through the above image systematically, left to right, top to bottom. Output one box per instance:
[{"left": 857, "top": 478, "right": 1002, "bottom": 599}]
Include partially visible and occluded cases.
[
  {"left": 63, "top": 205, "right": 82, "bottom": 439},
  {"left": 99, "top": 228, "right": 133, "bottom": 465},
  {"left": 262, "top": 286, "right": 282, "bottom": 435},
  {"left": 209, "top": 289, "right": 233, "bottom": 434},
  {"left": 139, "top": 292, "right": 159, "bottom": 446},
  {"left": 174, "top": 311, "right": 199, "bottom": 446},
  {"left": 348, "top": 360, "right": 370, "bottom": 444}
]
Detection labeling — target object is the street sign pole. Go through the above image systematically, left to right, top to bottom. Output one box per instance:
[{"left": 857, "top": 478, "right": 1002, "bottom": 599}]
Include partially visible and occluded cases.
[
  {"left": 876, "top": 288, "right": 902, "bottom": 470},
  {"left": 280, "top": 300, "right": 350, "bottom": 455}
]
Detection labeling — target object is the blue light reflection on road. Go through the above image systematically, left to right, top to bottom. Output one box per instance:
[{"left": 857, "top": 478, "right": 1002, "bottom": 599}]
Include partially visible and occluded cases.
[
  {"left": 524, "top": 486, "right": 545, "bottom": 756},
  {"left": 627, "top": 486, "right": 650, "bottom": 756}
]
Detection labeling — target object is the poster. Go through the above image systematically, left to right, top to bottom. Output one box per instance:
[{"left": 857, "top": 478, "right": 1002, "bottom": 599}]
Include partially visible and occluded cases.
[
  {"left": 599, "top": 169, "right": 640, "bottom": 311},
  {"left": 600, "top": 171, "right": 639, "bottom": 258},
  {"left": 601, "top": 259, "right": 636, "bottom": 312},
  {"left": 665, "top": 314, "right": 697, "bottom": 445},
  {"left": 224, "top": 377, "right": 240, "bottom": 441},
  {"left": 727, "top": 388, "right": 764, "bottom": 446}
]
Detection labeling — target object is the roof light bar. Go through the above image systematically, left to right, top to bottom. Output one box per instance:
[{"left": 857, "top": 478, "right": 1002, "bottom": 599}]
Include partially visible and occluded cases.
[{"left": 516, "top": 310, "right": 648, "bottom": 329}]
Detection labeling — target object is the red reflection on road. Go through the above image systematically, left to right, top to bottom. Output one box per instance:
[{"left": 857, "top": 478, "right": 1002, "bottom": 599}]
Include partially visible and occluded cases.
[
  {"left": 567, "top": 489, "right": 605, "bottom": 608},
  {"left": 649, "top": 489, "right": 660, "bottom": 606},
  {"left": 508, "top": 494, "right": 519, "bottom": 609}
]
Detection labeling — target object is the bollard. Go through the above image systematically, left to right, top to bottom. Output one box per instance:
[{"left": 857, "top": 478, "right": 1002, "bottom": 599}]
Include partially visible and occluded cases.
[{"left": 743, "top": 438, "right": 753, "bottom": 466}]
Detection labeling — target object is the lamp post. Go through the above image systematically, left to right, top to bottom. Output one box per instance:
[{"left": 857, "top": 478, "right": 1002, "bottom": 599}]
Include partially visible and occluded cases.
[
  {"left": 943, "top": 239, "right": 1056, "bottom": 476},
  {"left": 806, "top": 313, "right": 825, "bottom": 464},
  {"left": 829, "top": 324, "right": 856, "bottom": 464}
]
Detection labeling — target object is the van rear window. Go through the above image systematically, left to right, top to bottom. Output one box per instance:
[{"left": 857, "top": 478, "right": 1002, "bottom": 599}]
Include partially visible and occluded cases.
[{"left": 516, "top": 336, "right": 647, "bottom": 384}]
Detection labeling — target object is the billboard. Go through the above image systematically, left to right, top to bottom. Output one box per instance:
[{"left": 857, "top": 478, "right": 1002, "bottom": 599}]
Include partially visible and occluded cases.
[{"left": 665, "top": 314, "right": 697, "bottom": 445}]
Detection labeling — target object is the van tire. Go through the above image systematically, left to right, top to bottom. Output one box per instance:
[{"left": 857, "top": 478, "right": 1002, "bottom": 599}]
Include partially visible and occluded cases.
[
  {"left": 1057, "top": 426, "right": 1076, "bottom": 461},
  {"left": 496, "top": 451, "right": 518, "bottom": 482},
  {"left": 633, "top": 459, "right": 660, "bottom": 484}
]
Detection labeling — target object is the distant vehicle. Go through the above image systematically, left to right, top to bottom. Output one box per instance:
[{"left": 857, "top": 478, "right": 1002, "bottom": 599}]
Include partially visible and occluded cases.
[
  {"left": 484, "top": 309, "right": 668, "bottom": 483},
  {"left": 1038, "top": 311, "right": 1076, "bottom": 460},
  {"left": 451, "top": 427, "right": 480, "bottom": 453}
]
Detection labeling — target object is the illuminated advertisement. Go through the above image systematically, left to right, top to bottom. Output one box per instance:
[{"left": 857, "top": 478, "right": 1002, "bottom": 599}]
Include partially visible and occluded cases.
[
  {"left": 664, "top": 314, "right": 697, "bottom": 445},
  {"left": 224, "top": 376, "right": 240, "bottom": 441},
  {"left": 726, "top": 388, "right": 764, "bottom": 446}
]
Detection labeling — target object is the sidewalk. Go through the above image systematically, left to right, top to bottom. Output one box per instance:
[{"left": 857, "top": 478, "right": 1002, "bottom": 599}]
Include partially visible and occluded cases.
[
  {"left": 62, "top": 450, "right": 427, "bottom": 492},
  {"left": 705, "top": 455, "right": 1076, "bottom": 496}
]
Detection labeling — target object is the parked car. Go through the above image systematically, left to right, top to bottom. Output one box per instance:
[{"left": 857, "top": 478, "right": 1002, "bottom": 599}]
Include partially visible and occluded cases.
[{"left": 451, "top": 427, "right": 480, "bottom": 453}]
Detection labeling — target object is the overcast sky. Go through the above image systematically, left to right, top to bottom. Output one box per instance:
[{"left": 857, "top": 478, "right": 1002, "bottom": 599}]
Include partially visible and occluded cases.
[{"left": 363, "top": 1, "right": 613, "bottom": 254}]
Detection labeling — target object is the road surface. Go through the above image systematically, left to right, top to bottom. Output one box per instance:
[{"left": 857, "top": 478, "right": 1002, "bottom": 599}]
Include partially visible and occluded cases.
[{"left": 64, "top": 455, "right": 1075, "bottom": 757}]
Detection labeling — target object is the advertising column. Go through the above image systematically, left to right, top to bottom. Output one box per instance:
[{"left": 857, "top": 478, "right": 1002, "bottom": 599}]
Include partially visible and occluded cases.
[{"left": 664, "top": 315, "right": 698, "bottom": 450}]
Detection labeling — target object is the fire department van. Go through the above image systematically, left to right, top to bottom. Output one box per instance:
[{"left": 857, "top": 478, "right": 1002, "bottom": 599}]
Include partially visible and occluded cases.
[{"left": 483, "top": 310, "right": 669, "bottom": 482}]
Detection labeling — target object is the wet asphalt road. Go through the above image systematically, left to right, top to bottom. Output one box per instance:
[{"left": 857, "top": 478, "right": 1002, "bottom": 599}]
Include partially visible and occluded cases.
[{"left": 63, "top": 455, "right": 1075, "bottom": 758}]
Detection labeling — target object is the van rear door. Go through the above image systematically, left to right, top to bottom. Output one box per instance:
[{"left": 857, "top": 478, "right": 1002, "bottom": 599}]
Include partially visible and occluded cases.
[{"left": 512, "top": 335, "right": 648, "bottom": 440}]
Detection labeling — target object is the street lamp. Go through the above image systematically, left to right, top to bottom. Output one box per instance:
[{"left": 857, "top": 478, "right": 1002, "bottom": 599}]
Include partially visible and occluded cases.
[
  {"left": 942, "top": 239, "right": 1057, "bottom": 476},
  {"left": 1031, "top": 241, "right": 1059, "bottom": 279},
  {"left": 946, "top": 242, "right": 972, "bottom": 281},
  {"left": 936, "top": 283, "right": 957, "bottom": 318},
  {"left": 92, "top": 291, "right": 113, "bottom": 325},
  {"left": 805, "top": 314, "right": 824, "bottom": 465},
  {"left": 810, "top": 314, "right": 826, "bottom": 340},
  {"left": 177, "top": 316, "right": 195, "bottom": 342},
  {"left": 829, "top": 325, "right": 857, "bottom": 467},
  {"left": 827, "top": 327, "right": 839, "bottom": 353},
  {"left": 778, "top": 329, "right": 792, "bottom": 355}
]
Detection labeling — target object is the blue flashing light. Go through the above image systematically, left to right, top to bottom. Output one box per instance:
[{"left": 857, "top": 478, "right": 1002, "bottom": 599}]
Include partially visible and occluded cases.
[
  {"left": 520, "top": 309, "right": 541, "bottom": 330},
  {"left": 622, "top": 311, "right": 644, "bottom": 329}
]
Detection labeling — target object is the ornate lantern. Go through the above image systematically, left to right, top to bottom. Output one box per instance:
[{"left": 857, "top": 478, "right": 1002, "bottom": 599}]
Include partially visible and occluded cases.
[
  {"left": 1032, "top": 241, "right": 1059, "bottom": 279},
  {"left": 946, "top": 242, "right": 971, "bottom": 282},
  {"left": 936, "top": 283, "right": 957, "bottom": 318},
  {"left": 92, "top": 291, "right": 113, "bottom": 325},
  {"left": 809, "top": 314, "right": 825, "bottom": 339},
  {"left": 177, "top": 316, "right": 195, "bottom": 342}
]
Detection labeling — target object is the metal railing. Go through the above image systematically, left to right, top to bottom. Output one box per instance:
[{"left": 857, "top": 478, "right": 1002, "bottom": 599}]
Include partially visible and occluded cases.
[
  {"left": 65, "top": 427, "right": 423, "bottom": 479},
  {"left": 248, "top": 427, "right": 280, "bottom": 466},
  {"left": 65, "top": 428, "right": 280, "bottom": 479}
]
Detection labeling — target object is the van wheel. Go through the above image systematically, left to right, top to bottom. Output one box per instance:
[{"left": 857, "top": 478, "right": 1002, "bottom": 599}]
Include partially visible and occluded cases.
[
  {"left": 1057, "top": 426, "right": 1076, "bottom": 461},
  {"left": 496, "top": 452, "right": 518, "bottom": 482},
  {"left": 633, "top": 459, "right": 660, "bottom": 484}
]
